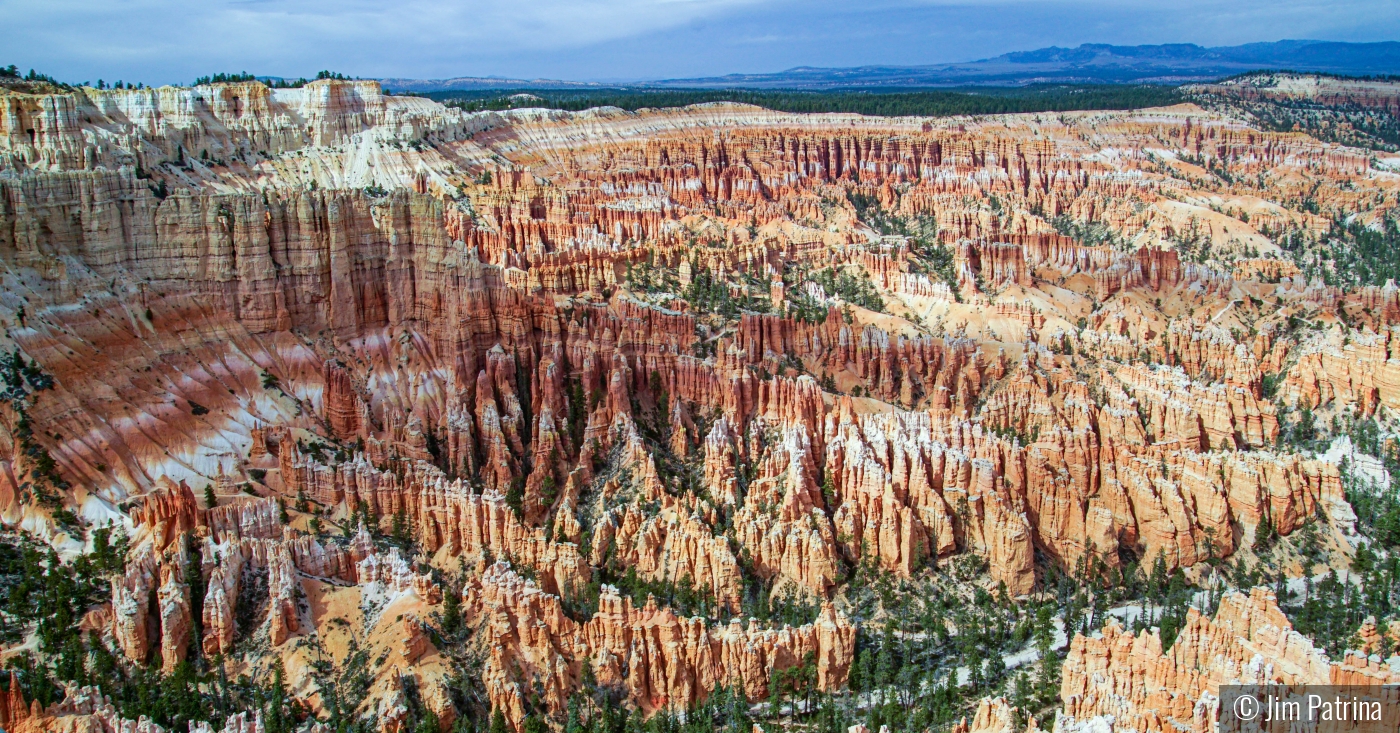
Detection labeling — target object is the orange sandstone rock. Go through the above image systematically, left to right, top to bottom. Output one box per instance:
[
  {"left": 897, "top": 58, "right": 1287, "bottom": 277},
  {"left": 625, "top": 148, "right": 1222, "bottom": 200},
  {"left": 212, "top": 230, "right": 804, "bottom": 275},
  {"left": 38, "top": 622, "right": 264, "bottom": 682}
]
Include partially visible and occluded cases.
[
  {"left": 464, "top": 562, "right": 855, "bottom": 731},
  {"left": 1057, "top": 588, "right": 1400, "bottom": 733}
]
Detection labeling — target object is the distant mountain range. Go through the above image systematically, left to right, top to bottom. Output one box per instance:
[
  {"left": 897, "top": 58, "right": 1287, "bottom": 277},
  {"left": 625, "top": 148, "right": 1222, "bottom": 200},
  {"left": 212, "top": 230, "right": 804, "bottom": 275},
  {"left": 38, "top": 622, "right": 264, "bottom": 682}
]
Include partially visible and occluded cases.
[
  {"left": 380, "top": 39, "right": 1400, "bottom": 93},
  {"left": 649, "top": 40, "right": 1400, "bottom": 89}
]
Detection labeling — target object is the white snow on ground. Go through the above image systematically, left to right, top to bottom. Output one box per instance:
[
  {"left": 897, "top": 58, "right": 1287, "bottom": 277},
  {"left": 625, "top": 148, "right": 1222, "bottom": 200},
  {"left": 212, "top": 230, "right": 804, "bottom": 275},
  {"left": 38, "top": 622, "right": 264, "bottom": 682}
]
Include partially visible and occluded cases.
[
  {"left": 1322, "top": 436, "right": 1390, "bottom": 492},
  {"left": 900, "top": 616, "right": 1074, "bottom": 690}
]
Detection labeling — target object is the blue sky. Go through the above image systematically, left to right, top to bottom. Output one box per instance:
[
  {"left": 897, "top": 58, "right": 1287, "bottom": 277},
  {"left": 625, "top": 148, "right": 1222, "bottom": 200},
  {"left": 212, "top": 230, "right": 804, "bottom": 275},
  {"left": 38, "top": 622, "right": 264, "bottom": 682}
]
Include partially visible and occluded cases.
[{"left": 4, "top": 0, "right": 1400, "bottom": 85}]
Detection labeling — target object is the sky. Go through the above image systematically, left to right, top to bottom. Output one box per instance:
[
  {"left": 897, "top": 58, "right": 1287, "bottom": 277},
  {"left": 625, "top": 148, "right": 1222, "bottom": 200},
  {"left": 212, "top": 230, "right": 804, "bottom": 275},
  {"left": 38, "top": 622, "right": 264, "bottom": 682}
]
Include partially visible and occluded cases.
[{"left": 4, "top": 0, "right": 1400, "bottom": 86}]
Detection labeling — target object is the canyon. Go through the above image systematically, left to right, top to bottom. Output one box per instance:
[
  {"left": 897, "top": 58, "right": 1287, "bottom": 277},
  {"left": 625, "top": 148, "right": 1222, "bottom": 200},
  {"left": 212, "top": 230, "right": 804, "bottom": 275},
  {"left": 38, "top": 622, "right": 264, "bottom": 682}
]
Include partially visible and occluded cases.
[{"left": 0, "top": 74, "right": 1397, "bottom": 733}]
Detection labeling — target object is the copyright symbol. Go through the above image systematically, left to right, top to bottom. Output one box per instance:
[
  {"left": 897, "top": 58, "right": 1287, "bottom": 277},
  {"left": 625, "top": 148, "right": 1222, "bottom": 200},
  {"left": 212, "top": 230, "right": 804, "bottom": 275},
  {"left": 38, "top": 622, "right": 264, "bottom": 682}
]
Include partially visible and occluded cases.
[{"left": 1234, "top": 695, "right": 1260, "bottom": 721}]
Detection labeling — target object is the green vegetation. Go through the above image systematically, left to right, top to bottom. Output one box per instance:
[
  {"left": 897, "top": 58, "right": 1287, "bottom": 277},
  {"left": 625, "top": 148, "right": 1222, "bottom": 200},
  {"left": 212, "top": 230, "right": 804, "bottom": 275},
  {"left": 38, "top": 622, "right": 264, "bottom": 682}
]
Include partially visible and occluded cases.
[
  {"left": 0, "top": 65, "right": 70, "bottom": 92},
  {"left": 194, "top": 70, "right": 352, "bottom": 88},
  {"left": 192, "top": 72, "right": 259, "bottom": 85},
  {"left": 1193, "top": 80, "right": 1400, "bottom": 152},
  {"left": 432, "top": 84, "right": 1183, "bottom": 118},
  {"left": 846, "top": 190, "right": 959, "bottom": 301},
  {"left": 848, "top": 192, "right": 935, "bottom": 240},
  {"left": 1050, "top": 214, "right": 1128, "bottom": 250},
  {"left": 1317, "top": 217, "right": 1400, "bottom": 289},
  {"left": 626, "top": 255, "right": 772, "bottom": 322},
  {"left": 624, "top": 256, "right": 679, "bottom": 295},
  {"left": 682, "top": 264, "right": 743, "bottom": 319},
  {"left": 809, "top": 266, "right": 885, "bottom": 312},
  {"left": 784, "top": 287, "right": 831, "bottom": 324},
  {"left": 1, "top": 349, "right": 54, "bottom": 401},
  {"left": 1, "top": 351, "right": 68, "bottom": 514},
  {"left": 1271, "top": 401, "right": 1323, "bottom": 452},
  {"left": 1230, "top": 411, "right": 1400, "bottom": 658},
  {"left": 1340, "top": 414, "right": 1400, "bottom": 548},
  {"left": 504, "top": 477, "right": 525, "bottom": 519},
  {"left": 1241, "top": 500, "right": 1400, "bottom": 659},
  {"left": 391, "top": 505, "right": 414, "bottom": 549},
  {"left": 0, "top": 520, "right": 377, "bottom": 731},
  {"left": 0, "top": 530, "right": 125, "bottom": 648},
  {"left": 0, "top": 531, "right": 297, "bottom": 731},
  {"left": 722, "top": 553, "right": 1143, "bottom": 733},
  {"left": 545, "top": 564, "right": 1074, "bottom": 733},
  {"left": 566, "top": 569, "right": 718, "bottom": 621},
  {"left": 306, "top": 633, "right": 376, "bottom": 733},
  {"left": 544, "top": 683, "right": 753, "bottom": 733}
]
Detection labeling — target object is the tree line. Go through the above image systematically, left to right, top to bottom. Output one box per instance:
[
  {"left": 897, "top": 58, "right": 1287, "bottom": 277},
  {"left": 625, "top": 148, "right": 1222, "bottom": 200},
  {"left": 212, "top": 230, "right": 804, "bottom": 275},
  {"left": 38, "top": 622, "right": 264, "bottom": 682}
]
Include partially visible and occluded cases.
[{"left": 433, "top": 84, "right": 1184, "bottom": 118}]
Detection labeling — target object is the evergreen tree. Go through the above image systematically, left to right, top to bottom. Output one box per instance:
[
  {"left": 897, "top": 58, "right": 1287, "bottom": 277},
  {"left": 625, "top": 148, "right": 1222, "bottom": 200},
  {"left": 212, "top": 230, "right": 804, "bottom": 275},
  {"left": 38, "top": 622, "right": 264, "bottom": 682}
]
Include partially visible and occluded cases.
[
  {"left": 392, "top": 506, "right": 413, "bottom": 549},
  {"left": 1255, "top": 512, "right": 1277, "bottom": 551},
  {"left": 442, "top": 587, "right": 463, "bottom": 636},
  {"left": 265, "top": 660, "right": 293, "bottom": 733}
]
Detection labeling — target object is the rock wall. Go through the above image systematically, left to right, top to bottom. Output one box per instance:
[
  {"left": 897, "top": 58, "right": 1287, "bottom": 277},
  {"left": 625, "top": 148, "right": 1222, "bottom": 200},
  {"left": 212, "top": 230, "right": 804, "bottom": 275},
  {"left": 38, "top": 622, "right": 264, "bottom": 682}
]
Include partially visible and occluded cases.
[
  {"left": 1, "top": 80, "right": 1392, "bottom": 733},
  {"left": 1282, "top": 326, "right": 1400, "bottom": 414},
  {"left": 464, "top": 562, "right": 855, "bottom": 731},
  {"left": 1056, "top": 588, "right": 1400, "bottom": 733},
  {"left": 0, "top": 681, "right": 264, "bottom": 733}
]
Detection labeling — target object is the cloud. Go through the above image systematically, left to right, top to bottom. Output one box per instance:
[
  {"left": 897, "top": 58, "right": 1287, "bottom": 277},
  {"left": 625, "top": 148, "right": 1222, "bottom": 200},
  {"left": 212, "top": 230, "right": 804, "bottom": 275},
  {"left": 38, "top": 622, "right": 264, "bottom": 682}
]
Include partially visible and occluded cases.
[
  {"left": 1, "top": 0, "right": 766, "bottom": 81},
  {"left": 2, "top": 0, "right": 1398, "bottom": 84}
]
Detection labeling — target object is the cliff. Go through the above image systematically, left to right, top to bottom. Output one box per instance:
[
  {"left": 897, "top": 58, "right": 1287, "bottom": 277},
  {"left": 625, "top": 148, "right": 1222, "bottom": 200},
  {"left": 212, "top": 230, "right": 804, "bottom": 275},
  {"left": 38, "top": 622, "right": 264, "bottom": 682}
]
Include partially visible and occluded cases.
[
  {"left": 0, "top": 77, "right": 1390, "bottom": 733},
  {"left": 464, "top": 562, "right": 855, "bottom": 730},
  {"left": 1056, "top": 588, "right": 1400, "bottom": 733}
]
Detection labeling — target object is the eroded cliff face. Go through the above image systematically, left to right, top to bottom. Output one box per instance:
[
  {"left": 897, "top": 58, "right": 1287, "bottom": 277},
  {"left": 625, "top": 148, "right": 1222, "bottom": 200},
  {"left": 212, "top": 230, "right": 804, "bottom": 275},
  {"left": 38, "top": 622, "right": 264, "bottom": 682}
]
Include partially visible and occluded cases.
[
  {"left": 0, "top": 77, "right": 1394, "bottom": 732},
  {"left": 465, "top": 562, "right": 855, "bottom": 727},
  {"left": 1056, "top": 588, "right": 1400, "bottom": 733},
  {"left": 0, "top": 677, "right": 265, "bottom": 733},
  {"left": 952, "top": 697, "right": 1039, "bottom": 733}
]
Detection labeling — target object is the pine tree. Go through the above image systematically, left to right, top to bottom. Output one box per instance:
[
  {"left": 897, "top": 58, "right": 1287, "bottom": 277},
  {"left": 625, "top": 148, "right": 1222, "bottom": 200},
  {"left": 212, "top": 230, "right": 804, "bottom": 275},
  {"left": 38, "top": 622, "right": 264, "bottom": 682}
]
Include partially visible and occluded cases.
[
  {"left": 821, "top": 474, "right": 836, "bottom": 509},
  {"left": 504, "top": 479, "right": 524, "bottom": 519},
  {"left": 392, "top": 506, "right": 412, "bottom": 548},
  {"left": 1255, "top": 512, "right": 1277, "bottom": 551},
  {"left": 184, "top": 536, "right": 205, "bottom": 657},
  {"left": 1149, "top": 552, "right": 1168, "bottom": 603},
  {"left": 442, "top": 589, "right": 462, "bottom": 636},
  {"left": 985, "top": 645, "right": 1007, "bottom": 684},
  {"left": 966, "top": 646, "right": 984, "bottom": 692},
  {"left": 266, "top": 660, "right": 291, "bottom": 733},
  {"left": 161, "top": 661, "right": 207, "bottom": 731},
  {"left": 768, "top": 666, "right": 787, "bottom": 722},
  {"left": 1011, "top": 671, "right": 1032, "bottom": 710},
  {"left": 414, "top": 709, "right": 441, "bottom": 733}
]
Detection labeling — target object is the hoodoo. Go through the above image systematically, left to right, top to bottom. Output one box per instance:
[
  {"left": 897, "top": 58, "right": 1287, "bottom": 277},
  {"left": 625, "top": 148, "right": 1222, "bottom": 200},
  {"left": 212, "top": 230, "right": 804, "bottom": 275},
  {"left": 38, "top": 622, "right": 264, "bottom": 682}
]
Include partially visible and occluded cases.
[{"left": 0, "top": 66, "right": 1397, "bottom": 733}]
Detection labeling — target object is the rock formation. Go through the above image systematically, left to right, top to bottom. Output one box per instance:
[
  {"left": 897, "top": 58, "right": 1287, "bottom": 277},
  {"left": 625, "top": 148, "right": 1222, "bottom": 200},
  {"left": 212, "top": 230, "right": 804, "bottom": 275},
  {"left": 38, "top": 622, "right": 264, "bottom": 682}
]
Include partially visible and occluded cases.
[
  {"left": 0, "top": 74, "right": 1393, "bottom": 733},
  {"left": 464, "top": 562, "right": 855, "bottom": 730},
  {"left": 1057, "top": 588, "right": 1400, "bottom": 733},
  {"left": 0, "top": 681, "right": 265, "bottom": 733},
  {"left": 953, "top": 697, "right": 1037, "bottom": 733}
]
